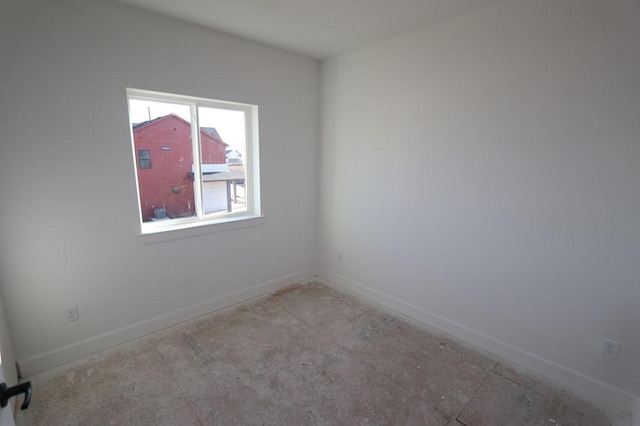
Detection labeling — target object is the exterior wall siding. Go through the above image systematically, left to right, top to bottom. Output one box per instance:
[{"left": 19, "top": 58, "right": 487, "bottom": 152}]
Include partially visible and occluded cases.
[{"left": 133, "top": 114, "right": 227, "bottom": 221}]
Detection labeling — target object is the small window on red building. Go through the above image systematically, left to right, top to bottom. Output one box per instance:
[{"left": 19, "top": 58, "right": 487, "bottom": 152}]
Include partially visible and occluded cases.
[
  {"left": 126, "top": 88, "right": 261, "bottom": 234},
  {"left": 138, "top": 150, "right": 151, "bottom": 169}
]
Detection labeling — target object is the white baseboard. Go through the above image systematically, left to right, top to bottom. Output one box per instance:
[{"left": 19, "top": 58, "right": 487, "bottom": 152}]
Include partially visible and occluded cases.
[
  {"left": 17, "top": 269, "right": 316, "bottom": 377},
  {"left": 316, "top": 270, "right": 637, "bottom": 418}
]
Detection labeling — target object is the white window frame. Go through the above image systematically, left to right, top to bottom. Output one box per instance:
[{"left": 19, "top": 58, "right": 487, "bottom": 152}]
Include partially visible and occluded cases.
[{"left": 127, "top": 88, "right": 262, "bottom": 235}]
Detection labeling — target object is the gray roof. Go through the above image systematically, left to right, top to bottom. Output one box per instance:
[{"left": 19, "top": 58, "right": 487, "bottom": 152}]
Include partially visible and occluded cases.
[
  {"left": 201, "top": 127, "right": 222, "bottom": 140},
  {"left": 202, "top": 170, "right": 245, "bottom": 182}
]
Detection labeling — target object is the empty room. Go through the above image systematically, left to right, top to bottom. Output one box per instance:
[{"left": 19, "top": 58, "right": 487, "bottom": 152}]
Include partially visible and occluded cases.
[{"left": 1, "top": 0, "right": 639, "bottom": 424}]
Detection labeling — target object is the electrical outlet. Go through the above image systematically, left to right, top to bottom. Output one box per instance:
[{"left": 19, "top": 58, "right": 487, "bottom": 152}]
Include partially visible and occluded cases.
[
  {"left": 65, "top": 304, "right": 79, "bottom": 322},
  {"left": 602, "top": 338, "right": 620, "bottom": 359}
]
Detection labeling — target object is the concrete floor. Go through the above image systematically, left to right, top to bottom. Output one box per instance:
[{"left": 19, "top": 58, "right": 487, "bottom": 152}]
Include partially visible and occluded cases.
[{"left": 15, "top": 282, "right": 620, "bottom": 425}]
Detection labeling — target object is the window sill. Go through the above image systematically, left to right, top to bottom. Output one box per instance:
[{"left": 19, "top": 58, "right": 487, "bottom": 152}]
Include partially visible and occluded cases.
[{"left": 138, "top": 215, "right": 266, "bottom": 245}]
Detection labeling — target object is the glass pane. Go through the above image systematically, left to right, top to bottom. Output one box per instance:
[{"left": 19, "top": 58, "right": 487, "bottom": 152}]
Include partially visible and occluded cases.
[
  {"left": 129, "top": 99, "right": 196, "bottom": 222},
  {"left": 198, "top": 106, "right": 247, "bottom": 215}
]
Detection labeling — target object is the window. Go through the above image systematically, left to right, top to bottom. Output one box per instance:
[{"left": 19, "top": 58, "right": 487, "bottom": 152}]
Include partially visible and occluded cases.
[
  {"left": 127, "top": 88, "right": 261, "bottom": 234},
  {"left": 138, "top": 150, "right": 151, "bottom": 169}
]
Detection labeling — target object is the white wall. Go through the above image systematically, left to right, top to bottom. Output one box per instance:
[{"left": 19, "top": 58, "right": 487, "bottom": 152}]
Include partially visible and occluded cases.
[
  {"left": 0, "top": 0, "right": 319, "bottom": 375},
  {"left": 320, "top": 0, "right": 640, "bottom": 413},
  {"left": 202, "top": 181, "right": 228, "bottom": 214}
]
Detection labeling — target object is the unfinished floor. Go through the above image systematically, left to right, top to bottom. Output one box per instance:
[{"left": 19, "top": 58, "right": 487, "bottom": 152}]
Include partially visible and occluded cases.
[{"left": 15, "top": 282, "right": 620, "bottom": 425}]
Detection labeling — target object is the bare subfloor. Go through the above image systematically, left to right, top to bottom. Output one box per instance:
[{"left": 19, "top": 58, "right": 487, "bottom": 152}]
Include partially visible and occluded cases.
[{"left": 16, "top": 283, "right": 621, "bottom": 425}]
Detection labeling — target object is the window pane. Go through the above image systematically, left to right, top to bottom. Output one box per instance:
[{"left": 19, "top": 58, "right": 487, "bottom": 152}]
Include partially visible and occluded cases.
[
  {"left": 130, "top": 99, "right": 196, "bottom": 222},
  {"left": 198, "top": 106, "right": 247, "bottom": 215},
  {"left": 138, "top": 150, "right": 151, "bottom": 169}
]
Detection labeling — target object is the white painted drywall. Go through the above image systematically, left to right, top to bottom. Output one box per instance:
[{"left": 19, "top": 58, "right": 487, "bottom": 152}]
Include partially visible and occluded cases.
[
  {"left": 0, "top": 0, "right": 318, "bottom": 374},
  {"left": 320, "top": 0, "right": 640, "bottom": 411}
]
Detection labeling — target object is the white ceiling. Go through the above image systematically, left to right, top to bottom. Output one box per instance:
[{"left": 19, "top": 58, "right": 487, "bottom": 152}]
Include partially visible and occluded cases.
[{"left": 113, "top": 0, "right": 505, "bottom": 59}]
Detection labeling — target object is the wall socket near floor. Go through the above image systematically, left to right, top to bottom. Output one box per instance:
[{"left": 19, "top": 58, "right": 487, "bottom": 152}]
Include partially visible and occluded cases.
[
  {"left": 65, "top": 304, "right": 79, "bottom": 322},
  {"left": 602, "top": 338, "right": 620, "bottom": 359}
]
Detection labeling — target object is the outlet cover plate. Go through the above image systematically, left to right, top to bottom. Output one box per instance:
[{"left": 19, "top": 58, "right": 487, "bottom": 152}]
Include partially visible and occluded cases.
[
  {"left": 65, "top": 304, "right": 79, "bottom": 322},
  {"left": 602, "top": 338, "right": 620, "bottom": 359}
]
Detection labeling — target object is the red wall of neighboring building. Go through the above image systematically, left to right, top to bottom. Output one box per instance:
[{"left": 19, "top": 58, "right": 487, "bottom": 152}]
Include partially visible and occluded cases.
[{"left": 133, "top": 114, "right": 227, "bottom": 221}]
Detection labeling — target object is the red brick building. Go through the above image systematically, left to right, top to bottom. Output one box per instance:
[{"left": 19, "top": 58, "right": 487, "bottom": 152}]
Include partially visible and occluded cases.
[{"left": 133, "top": 114, "right": 228, "bottom": 221}]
